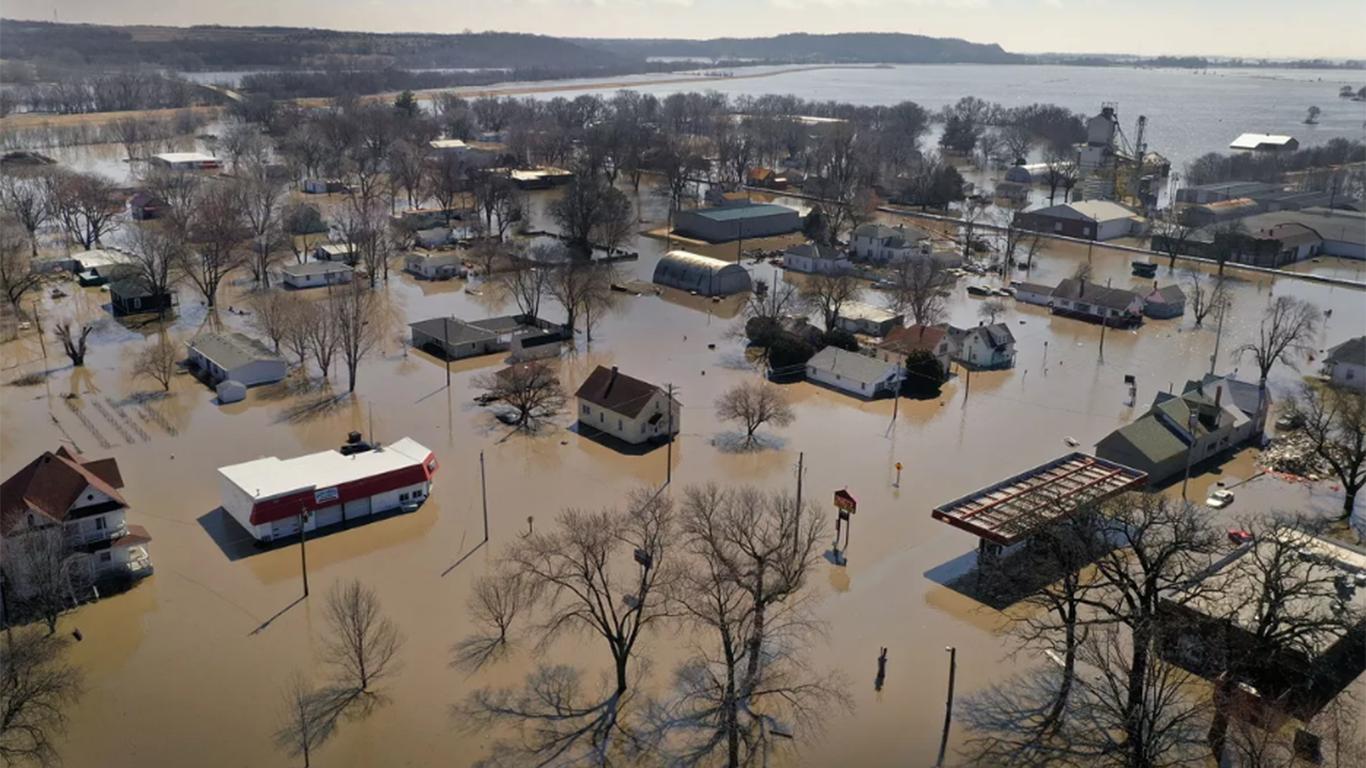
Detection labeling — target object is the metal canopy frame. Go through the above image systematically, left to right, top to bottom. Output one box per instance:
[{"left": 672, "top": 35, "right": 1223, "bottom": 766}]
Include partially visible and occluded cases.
[{"left": 931, "top": 453, "right": 1147, "bottom": 545}]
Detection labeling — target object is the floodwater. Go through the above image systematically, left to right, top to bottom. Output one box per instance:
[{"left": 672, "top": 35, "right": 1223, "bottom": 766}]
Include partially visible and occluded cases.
[{"left": 3, "top": 179, "right": 1364, "bottom": 767}]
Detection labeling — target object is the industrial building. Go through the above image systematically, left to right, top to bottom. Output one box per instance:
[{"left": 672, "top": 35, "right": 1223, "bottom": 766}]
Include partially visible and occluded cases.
[
  {"left": 1228, "top": 133, "right": 1299, "bottom": 153},
  {"left": 1014, "top": 200, "right": 1143, "bottom": 241},
  {"left": 673, "top": 201, "right": 800, "bottom": 242},
  {"left": 652, "top": 250, "right": 753, "bottom": 296},
  {"left": 217, "top": 437, "right": 438, "bottom": 542}
]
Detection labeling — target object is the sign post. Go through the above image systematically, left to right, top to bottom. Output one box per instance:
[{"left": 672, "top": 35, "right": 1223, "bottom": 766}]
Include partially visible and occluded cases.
[
  {"left": 894, "top": 462, "right": 903, "bottom": 488},
  {"left": 833, "top": 489, "right": 857, "bottom": 563}
]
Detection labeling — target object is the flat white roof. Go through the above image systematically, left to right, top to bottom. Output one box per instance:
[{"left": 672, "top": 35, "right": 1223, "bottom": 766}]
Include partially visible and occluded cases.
[
  {"left": 1229, "top": 133, "right": 1296, "bottom": 150},
  {"left": 429, "top": 139, "right": 468, "bottom": 149},
  {"left": 153, "top": 152, "right": 218, "bottom": 163},
  {"left": 75, "top": 248, "right": 133, "bottom": 269},
  {"left": 838, "top": 300, "right": 900, "bottom": 324},
  {"left": 218, "top": 437, "right": 431, "bottom": 502}
]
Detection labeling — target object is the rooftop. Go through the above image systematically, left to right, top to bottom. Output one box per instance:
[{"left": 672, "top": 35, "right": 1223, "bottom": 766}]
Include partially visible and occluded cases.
[
  {"left": 1229, "top": 133, "right": 1297, "bottom": 150},
  {"left": 153, "top": 152, "right": 218, "bottom": 163},
  {"left": 686, "top": 203, "right": 798, "bottom": 222},
  {"left": 283, "top": 261, "right": 353, "bottom": 277},
  {"left": 1053, "top": 278, "right": 1141, "bottom": 312},
  {"left": 837, "top": 301, "right": 901, "bottom": 325},
  {"left": 187, "top": 332, "right": 284, "bottom": 371},
  {"left": 1327, "top": 337, "right": 1366, "bottom": 368},
  {"left": 807, "top": 346, "right": 897, "bottom": 386},
  {"left": 575, "top": 365, "right": 666, "bottom": 418},
  {"left": 218, "top": 438, "right": 433, "bottom": 503},
  {"left": 1, "top": 447, "right": 126, "bottom": 535},
  {"left": 932, "top": 452, "right": 1147, "bottom": 545}
]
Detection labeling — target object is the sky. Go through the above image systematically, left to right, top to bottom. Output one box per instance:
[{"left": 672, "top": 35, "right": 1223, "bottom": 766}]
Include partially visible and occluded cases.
[{"left": 10, "top": 0, "right": 1366, "bottom": 60}]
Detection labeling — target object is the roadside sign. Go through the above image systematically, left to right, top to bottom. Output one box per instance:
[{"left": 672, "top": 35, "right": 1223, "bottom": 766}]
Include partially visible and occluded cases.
[
  {"left": 895, "top": 462, "right": 903, "bottom": 472},
  {"left": 833, "top": 488, "right": 857, "bottom": 513},
  {"left": 838, "top": 509, "right": 850, "bottom": 521}
]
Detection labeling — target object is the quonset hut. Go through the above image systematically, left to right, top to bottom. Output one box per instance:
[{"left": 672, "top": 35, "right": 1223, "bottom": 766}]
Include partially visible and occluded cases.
[{"left": 652, "top": 250, "right": 753, "bottom": 297}]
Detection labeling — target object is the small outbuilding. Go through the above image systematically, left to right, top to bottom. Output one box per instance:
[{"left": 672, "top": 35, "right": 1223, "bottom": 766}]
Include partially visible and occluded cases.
[
  {"left": 313, "top": 243, "right": 358, "bottom": 264},
  {"left": 652, "top": 250, "right": 752, "bottom": 297},
  {"left": 405, "top": 251, "right": 467, "bottom": 280},
  {"left": 281, "top": 261, "right": 354, "bottom": 289},
  {"left": 109, "top": 276, "right": 176, "bottom": 317},
  {"left": 1142, "top": 283, "right": 1187, "bottom": 319},
  {"left": 834, "top": 301, "right": 904, "bottom": 337},
  {"left": 186, "top": 332, "right": 287, "bottom": 387},
  {"left": 805, "top": 346, "right": 902, "bottom": 398}
]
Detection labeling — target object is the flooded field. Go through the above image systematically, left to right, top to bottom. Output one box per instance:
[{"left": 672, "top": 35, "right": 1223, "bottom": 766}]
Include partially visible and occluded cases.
[{"left": 2, "top": 180, "right": 1364, "bottom": 767}]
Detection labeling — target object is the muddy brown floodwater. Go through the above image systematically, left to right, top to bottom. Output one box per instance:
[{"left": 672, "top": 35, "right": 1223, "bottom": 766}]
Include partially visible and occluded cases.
[{"left": 2, "top": 180, "right": 1363, "bottom": 768}]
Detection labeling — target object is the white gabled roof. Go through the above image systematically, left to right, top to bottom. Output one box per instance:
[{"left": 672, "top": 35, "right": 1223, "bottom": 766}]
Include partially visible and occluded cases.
[
  {"left": 153, "top": 151, "right": 218, "bottom": 163},
  {"left": 807, "top": 346, "right": 898, "bottom": 386},
  {"left": 218, "top": 437, "right": 432, "bottom": 502}
]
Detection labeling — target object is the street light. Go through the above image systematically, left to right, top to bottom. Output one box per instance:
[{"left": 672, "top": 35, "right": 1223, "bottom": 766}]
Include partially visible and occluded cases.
[{"left": 936, "top": 646, "right": 957, "bottom": 767}]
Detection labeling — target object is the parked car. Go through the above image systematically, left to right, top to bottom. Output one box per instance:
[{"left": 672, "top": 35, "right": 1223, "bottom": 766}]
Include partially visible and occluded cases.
[
  {"left": 1275, "top": 412, "right": 1304, "bottom": 430},
  {"left": 1206, "top": 489, "right": 1235, "bottom": 509},
  {"left": 1227, "top": 528, "right": 1254, "bottom": 546}
]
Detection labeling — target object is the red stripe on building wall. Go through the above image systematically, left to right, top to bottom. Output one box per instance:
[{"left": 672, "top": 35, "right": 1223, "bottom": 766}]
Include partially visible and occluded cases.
[{"left": 248, "top": 457, "right": 438, "bottom": 525}]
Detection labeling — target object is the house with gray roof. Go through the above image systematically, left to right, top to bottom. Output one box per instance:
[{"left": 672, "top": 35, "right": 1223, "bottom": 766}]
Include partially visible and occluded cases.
[
  {"left": 673, "top": 202, "right": 800, "bottom": 242},
  {"left": 851, "top": 223, "right": 932, "bottom": 263},
  {"left": 281, "top": 261, "right": 354, "bottom": 289},
  {"left": 1050, "top": 278, "right": 1144, "bottom": 326},
  {"left": 1142, "top": 283, "right": 1187, "bottom": 319},
  {"left": 409, "top": 314, "right": 565, "bottom": 362},
  {"left": 946, "top": 323, "right": 1016, "bottom": 368},
  {"left": 186, "top": 332, "right": 287, "bottom": 387},
  {"left": 1325, "top": 337, "right": 1366, "bottom": 390},
  {"left": 805, "top": 346, "right": 901, "bottom": 399}
]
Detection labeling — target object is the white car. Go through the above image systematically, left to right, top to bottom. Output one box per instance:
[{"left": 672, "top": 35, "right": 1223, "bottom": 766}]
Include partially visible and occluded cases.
[{"left": 1205, "top": 490, "right": 1235, "bottom": 509}]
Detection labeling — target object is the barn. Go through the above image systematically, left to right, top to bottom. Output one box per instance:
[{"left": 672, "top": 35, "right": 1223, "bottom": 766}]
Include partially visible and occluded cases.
[
  {"left": 652, "top": 250, "right": 753, "bottom": 297},
  {"left": 217, "top": 438, "right": 438, "bottom": 542}
]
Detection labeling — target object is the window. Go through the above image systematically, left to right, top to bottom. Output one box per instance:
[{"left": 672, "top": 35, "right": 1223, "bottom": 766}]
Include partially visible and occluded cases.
[
  {"left": 582, "top": 404, "right": 590, "bottom": 414},
  {"left": 599, "top": 413, "right": 604, "bottom": 423},
  {"left": 618, "top": 419, "right": 623, "bottom": 430},
  {"left": 400, "top": 492, "right": 410, "bottom": 502},
  {"left": 95, "top": 517, "right": 107, "bottom": 531}
]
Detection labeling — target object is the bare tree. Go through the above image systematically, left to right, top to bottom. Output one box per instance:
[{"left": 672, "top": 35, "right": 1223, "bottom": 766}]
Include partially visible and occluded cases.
[
  {"left": 387, "top": 140, "right": 429, "bottom": 210},
  {"left": 550, "top": 168, "right": 634, "bottom": 256},
  {"left": 239, "top": 169, "right": 288, "bottom": 287},
  {"left": 44, "top": 171, "right": 120, "bottom": 250},
  {"left": 0, "top": 173, "right": 52, "bottom": 256},
  {"left": 177, "top": 181, "right": 247, "bottom": 307},
  {"left": 958, "top": 197, "right": 988, "bottom": 262},
  {"left": 1153, "top": 215, "right": 1195, "bottom": 271},
  {"left": 0, "top": 224, "right": 43, "bottom": 314},
  {"left": 125, "top": 225, "right": 182, "bottom": 318},
  {"left": 498, "top": 253, "right": 551, "bottom": 319},
  {"left": 888, "top": 257, "right": 948, "bottom": 327},
  {"left": 1184, "top": 270, "right": 1230, "bottom": 328},
  {"left": 801, "top": 272, "right": 861, "bottom": 332},
  {"left": 329, "top": 281, "right": 380, "bottom": 393},
  {"left": 247, "top": 291, "right": 292, "bottom": 353},
  {"left": 1234, "top": 296, "right": 1321, "bottom": 417},
  {"left": 979, "top": 299, "right": 1007, "bottom": 324},
  {"left": 279, "top": 301, "right": 315, "bottom": 370},
  {"left": 306, "top": 304, "right": 339, "bottom": 381},
  {"left": 53, "top": 320, "right": 93, "bottom": 367},
  {"left": 132, "top": 333, "right": 180, "bottom": 391},
  {"left": 473, "top": 361, "right": 566, "bottom": 431},
  {"left": 715, "top": 381, "right": 795, "bottom": 447},
  {"left": 1287, "top": 384, "right": 1366, "bottom": 518},
  {"left": 658, "top": 485, "right": 843, "bottom": 767},
  {"left": 460, "top": 490, "right": 676, "bottom": 766},
  {"left": 451, "top": 572, "right": 526, "bottom": 671},
  {"left": 322, "top": 580, "right": 404, "bottom": 694},
  {"left": 0, "top": 628, "right": 84, "bottom": 767},
  {"left": 274, "top": 672, "right": 324, "bottom": 768}
]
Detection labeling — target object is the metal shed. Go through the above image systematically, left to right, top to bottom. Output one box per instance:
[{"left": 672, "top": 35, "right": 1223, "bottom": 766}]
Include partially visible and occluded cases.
[{"left": 652, "top": 250, "right": 753, "bottom": 297}]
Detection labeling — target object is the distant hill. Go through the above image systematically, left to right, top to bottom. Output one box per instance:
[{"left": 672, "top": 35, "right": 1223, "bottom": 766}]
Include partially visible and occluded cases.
[
  {"left": 0, "top": 20, "right": 633, "bottom": 72},
  {"left": 574, "top": 32, "right": 1022, "bottom": 65}
]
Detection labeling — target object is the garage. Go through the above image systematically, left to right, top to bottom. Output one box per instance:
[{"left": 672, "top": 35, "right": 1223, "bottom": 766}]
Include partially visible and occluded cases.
[
  {"left": 343, "top": 497, "right": 371, "bottom": 521},
  {"left": 313, "top": 505, "right": 343, "bottom": 528},
  {"left": 270, "top": 516, "right": 299, "bottom": 540}
]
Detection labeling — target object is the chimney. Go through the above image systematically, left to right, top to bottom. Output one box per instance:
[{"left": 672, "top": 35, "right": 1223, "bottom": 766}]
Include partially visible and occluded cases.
[
  {"left": 1153, "top": 280, "right": 1158, "bottom": 291},
  {"left": 605, "top": 366, "right": 619, "bottom": 395},
  {"left": 1215, "top": 385, "right": 1223, "bottom": 409}
]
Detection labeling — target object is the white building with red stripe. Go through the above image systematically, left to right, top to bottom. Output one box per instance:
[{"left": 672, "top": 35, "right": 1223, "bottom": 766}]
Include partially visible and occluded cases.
[{"left": 217, "top": 438, "right": 438, "bottom": 542}]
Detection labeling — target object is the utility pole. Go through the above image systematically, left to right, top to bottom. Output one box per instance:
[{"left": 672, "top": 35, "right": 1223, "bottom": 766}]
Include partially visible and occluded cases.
[
  {"left": 1209, "top": 300, "right": 1226, "bottom": 376},
  {"left": 443, "top": 316, "right": 451, "bottom": 386},
  {"left": 1099, "top": 318, "right": 1108, "bottom": 361},
  {"left": 963, "top": 367, "right": 972, "bottom": 402},
  {"left": 666, "top": 383, "right": 674, "bottom": 486},
  {"left": 1181, "top": 410, "right": 1198, "bottom": 500},
  {"left": 479, "top": 450, "right": 489, "bottom": 543},
  {"left": 298, "top": 509, "right": 310, "bottom": 598},
  {"left": 936, "top": 646, "right": 958, "bottom": 767}
]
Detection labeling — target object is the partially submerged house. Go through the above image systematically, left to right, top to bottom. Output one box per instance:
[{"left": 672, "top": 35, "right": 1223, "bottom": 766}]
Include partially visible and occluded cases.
[
  {"left": 149, "top": 152, "right": 221, "bottom": 171},
  {"left": 127, "top": 190, "right": 167, "bottom": 221},
  {"left": 1015, "top": 200, "right": 1143, "bottom": 241},
  {"left": 851, "top": 223, "right": 932, "bottom": 263},
  {"left": 782, "top": 241, "right": 850, "bottom": 275},
  {"left": 313, "top": 243, "right": 358, "bottom": 264},
  {"left": 653, "top": 250, "right": 753, "bottom": 297},
  {"left": 404, "top": 251, "right": 467, "bottom": 280},
  {"left": 281, "top": 261, "right": 354, "bottom": 289},
  {"left": 109, "top": 275, "right": 176, "bottom": 317},
  {"left": 1048, "top": 278, "right": 1144, "bottom": 326},
  {"left": 1142, "top": 283, "right": 1187, "bottom": 319},
  {"left": 834, "top": 301, "right": 903, "bottom": 337},
  {"left": 409, "top": 315, "right": 564, "bottom": 361},
  {"left": 946, "top": 323, "right": 1017, "bottom": 369},
  {"left": 877, "top": 324, "right": 953, "bottom": 373},
  {"left": 185, "top": 332, "right": 287, "bottom": 387},
  {"left": 1324, "top": 337, "right": 1366, "bottom": 389},
  {"left": 806, "top": 346, "right": 901, "bottom": 398},
  {"left": 574, "top": 365, "right": 680, "bottom": 445},
  {"left": 1095, "top": 375, "right": 1267, "bottom": 485},
  {"left": 217, "top": 438, "right": 438, "bottom": 542},
  {"left": 1, "top": 447, "right": 153, "bottom": 605}
]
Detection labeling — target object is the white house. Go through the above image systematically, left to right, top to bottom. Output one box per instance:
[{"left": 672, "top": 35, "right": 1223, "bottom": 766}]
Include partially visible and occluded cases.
[
  {"left": 148, "top": 152, "right": 221, "bottom": 171},
  {"left": 851, "top": 223, "right": 932, "bottom": 263},
  {"left": 782, "top": 241, "right": 850, "bottom": 275},
  {"left": 405, "top": 251, "right": 467, "bottom": 280},
  {"left": 281, "top": 261, "right": 354, "bottom": 289},
  {"left": 1049, "top": 278, "right": 1144, "bottom": 326},
  {"left": 1012, "top": 282, "right": 1055, "bottom": 307},
  {"left": 834, "top": 301, "right": 904, "bottom": 337},
  {"left": 946, "top": 323, "right": 1017, "bottom": 369},
  {"left": 186, "top": 332, "right": 287, "bottom": 387},
  {"left": 1324, "top": 337, "right": 1366, "bottom": 389},
  {"left": 805, "top": 346, "right": 901, "bottom": 398},
  {"left": 574, "top": 366, "right": 680, "bottom": 446},
  {"left": 217, "top": 438, "right": 438, "bottom": 542},
  {"left": 1, "top": 447, "right": 153, "bottom": 604}
]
